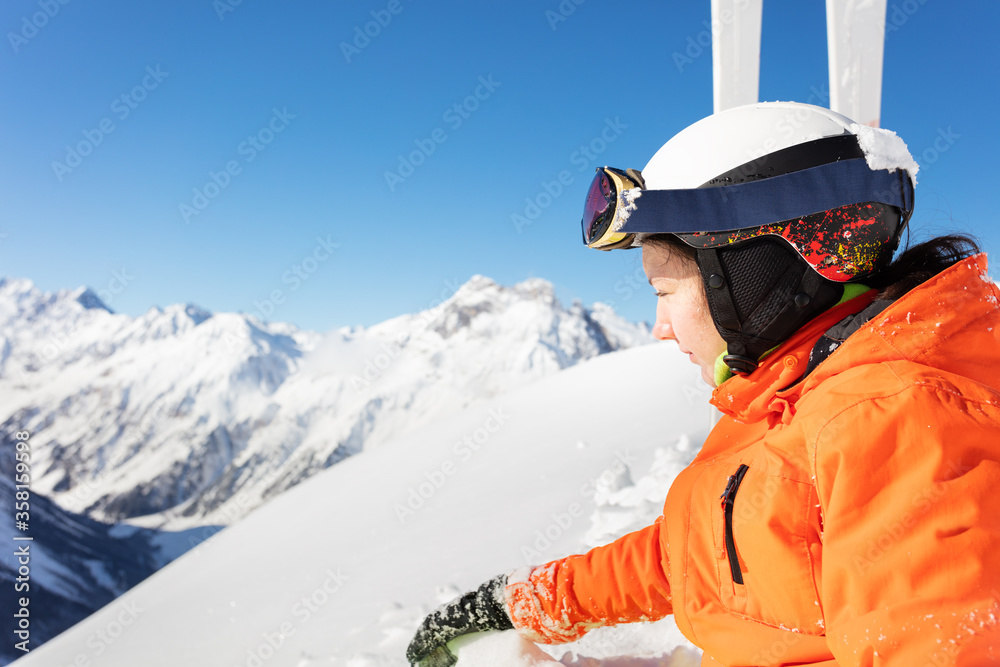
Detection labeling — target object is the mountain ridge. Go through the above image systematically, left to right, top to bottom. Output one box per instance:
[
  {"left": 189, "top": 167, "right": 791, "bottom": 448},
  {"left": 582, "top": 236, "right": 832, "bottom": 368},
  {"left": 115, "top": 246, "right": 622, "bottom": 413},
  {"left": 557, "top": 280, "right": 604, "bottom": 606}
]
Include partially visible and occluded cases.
[{"left": 0, "top": 274, "right": 651, "bottom": 531}]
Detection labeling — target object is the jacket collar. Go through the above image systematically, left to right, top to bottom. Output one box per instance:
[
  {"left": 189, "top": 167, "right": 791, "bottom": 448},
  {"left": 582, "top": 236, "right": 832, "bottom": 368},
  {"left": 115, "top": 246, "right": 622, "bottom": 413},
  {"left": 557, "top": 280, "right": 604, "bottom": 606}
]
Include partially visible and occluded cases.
[
  {"left": 710, "top": 254, "right": 998, "bottom": 424},
  {"left": 711, "top": 288, "right": 878, "bottom": 423}
]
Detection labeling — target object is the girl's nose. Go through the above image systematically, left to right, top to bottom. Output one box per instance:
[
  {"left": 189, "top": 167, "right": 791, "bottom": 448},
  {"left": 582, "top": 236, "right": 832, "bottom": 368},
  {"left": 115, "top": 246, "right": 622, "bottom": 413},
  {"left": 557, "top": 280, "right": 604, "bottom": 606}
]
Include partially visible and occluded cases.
[{"left": 652, "top": 318, "right": 674, "bottom": 341}]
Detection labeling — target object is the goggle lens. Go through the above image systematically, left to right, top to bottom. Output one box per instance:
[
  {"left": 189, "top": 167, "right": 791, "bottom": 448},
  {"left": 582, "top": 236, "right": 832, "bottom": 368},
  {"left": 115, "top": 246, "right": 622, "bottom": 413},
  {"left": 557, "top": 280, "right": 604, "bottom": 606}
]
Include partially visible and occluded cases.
[{"left": 582, "top": 171, "right": 614, "bottom": 244}]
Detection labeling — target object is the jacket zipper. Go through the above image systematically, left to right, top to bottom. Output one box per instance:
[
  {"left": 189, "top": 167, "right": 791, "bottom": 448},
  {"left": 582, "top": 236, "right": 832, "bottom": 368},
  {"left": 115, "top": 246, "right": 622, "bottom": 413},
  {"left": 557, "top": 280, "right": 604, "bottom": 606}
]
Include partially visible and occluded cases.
[{"left": 720, "top": 464, "right": 750, "bottom": 585}]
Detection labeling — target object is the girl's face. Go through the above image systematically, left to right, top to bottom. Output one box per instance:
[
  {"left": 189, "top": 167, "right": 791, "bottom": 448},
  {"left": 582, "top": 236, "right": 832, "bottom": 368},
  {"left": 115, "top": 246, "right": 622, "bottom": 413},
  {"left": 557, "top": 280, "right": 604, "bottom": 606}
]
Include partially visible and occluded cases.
[{"left": 641, "top": 242, "right": 728, "bottom": 386}]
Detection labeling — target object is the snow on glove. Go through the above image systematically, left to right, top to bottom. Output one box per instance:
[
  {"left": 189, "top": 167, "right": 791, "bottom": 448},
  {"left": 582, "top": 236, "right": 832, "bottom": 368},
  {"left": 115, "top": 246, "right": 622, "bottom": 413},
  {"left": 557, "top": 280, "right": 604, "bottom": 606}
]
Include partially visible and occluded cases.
[{"left": 406, "top": 574, "right": 514, "bottom": 666}]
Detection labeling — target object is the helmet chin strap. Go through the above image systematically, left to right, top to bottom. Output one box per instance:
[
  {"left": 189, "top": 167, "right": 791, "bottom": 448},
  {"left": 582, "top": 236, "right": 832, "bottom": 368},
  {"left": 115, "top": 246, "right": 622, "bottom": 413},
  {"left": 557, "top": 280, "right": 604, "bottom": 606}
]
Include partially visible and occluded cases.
[{"left": 694, "top": 240, "right": 844, "bottom": 376}]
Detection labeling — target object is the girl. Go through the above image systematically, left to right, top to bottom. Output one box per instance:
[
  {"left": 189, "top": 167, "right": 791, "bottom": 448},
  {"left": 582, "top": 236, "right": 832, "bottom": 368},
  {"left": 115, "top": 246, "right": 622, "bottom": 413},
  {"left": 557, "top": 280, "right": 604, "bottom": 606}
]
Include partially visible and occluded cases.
[{"left": 407, "top": 102, "right": 1000, "bottom": 667}]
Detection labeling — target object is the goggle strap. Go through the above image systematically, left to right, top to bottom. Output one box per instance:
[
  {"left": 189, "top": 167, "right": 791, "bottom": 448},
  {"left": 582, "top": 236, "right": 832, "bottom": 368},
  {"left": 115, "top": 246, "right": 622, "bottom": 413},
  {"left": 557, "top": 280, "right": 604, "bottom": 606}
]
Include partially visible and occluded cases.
[{"left": 615, "top": 158, "right": 914, "bottom": 235}]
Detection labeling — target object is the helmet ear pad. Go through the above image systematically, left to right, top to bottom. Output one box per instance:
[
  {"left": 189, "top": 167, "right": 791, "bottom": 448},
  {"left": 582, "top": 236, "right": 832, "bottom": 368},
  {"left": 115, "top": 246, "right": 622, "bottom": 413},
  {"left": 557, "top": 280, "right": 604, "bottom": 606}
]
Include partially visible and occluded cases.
[{"left": 694, "top": 237, "right": 844, "bottom": 375}]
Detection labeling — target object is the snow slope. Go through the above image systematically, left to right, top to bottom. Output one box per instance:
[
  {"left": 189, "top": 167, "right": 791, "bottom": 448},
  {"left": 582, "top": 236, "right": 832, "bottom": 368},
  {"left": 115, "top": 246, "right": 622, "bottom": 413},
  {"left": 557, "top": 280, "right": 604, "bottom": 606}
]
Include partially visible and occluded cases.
[
  {"left": 0, "top": 275, "right": 650, "bottom": 531},
  {"left": 12, "top": 342, "right": 713, "bottom": 666}
]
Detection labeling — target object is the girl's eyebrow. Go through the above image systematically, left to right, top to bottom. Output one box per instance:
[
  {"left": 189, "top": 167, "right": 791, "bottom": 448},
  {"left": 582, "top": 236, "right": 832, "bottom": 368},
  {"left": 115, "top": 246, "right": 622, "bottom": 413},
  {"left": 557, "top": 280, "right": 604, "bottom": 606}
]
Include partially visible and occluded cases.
[{"left": 648, "top": 276, "right": 680, "bottom": 286}]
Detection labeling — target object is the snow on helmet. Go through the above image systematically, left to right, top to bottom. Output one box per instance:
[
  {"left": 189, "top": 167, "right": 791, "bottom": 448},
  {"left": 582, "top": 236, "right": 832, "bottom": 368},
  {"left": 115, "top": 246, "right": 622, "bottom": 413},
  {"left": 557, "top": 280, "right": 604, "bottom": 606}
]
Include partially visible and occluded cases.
[{"left": 581, "top": 102, "right": 917, "bottom": 375}]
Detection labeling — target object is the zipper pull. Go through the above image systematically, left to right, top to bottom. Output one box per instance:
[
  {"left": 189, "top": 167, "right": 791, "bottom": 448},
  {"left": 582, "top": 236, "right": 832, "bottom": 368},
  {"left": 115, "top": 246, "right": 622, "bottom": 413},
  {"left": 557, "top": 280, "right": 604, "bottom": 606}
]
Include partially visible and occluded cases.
[
  {"left": 720, "top": 463, "right": 749, "bottom": 507},
  {"left": 720, "top": 474, "right": 738, "bottom": 505}
]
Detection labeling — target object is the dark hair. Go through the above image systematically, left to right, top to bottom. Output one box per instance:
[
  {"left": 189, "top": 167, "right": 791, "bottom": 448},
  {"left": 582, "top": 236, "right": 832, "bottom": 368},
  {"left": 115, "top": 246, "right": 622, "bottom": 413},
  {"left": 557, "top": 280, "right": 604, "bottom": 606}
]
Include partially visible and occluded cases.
[
  {"left": 641, "top": 232, "right": 983, "bottom": 301},
  {"left": 640, "top": 233, "right": 697, "bottom": 261},
  {"left": 869, "top": 233, "right": 982, "bottom": 300}
]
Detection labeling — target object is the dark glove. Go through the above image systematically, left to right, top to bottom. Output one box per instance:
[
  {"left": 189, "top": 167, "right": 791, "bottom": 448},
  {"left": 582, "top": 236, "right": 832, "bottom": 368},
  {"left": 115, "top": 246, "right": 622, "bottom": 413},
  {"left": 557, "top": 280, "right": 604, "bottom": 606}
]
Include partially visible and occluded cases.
[{"left": 406, "top": 574, "right": 514, "bottom": 666}]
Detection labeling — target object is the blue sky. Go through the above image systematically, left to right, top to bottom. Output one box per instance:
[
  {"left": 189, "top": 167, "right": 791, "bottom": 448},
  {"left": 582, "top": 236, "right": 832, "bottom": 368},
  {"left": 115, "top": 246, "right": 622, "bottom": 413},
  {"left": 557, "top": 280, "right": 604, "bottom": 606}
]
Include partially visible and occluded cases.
[{"left": 2, "top": 0, "right": 998, "bottom": 331}]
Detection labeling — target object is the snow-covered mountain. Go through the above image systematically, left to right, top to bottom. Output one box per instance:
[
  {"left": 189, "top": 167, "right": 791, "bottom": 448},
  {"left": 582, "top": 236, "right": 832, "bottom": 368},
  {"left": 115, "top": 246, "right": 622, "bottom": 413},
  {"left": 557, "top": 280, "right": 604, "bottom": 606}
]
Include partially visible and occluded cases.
[
  {"left": 0, "top": 275, "right": 651, "bottom": 532},
  {"left": 11, "top": 342, "right": 713, "bottom": 667},
  {"left": 0, "top": 468, "right": 162, "bottom": 666}
]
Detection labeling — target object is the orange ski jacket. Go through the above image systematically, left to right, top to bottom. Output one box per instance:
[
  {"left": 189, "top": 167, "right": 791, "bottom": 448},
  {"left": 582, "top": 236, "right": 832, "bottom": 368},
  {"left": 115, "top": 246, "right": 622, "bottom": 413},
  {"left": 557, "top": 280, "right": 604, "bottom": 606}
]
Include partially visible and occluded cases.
[{"left": 504, "top": 255, "right": 1000, "bottom": 666}]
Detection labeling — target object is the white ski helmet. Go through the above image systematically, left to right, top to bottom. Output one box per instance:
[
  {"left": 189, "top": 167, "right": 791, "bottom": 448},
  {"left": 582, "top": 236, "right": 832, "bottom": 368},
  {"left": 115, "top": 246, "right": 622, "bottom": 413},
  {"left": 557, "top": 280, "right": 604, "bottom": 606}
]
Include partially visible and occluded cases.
[{"left": 580, "top": 102, "right": 917, "bottom": 374}]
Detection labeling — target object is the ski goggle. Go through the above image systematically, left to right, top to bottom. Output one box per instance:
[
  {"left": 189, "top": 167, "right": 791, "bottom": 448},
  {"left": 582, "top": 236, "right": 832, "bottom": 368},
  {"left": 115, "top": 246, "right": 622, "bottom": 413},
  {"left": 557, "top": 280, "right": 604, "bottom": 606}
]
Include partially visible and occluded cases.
[
  {"left": 580, "top": 158, "right": 914, "bottom": 256},
  {"left": 581, "top": 167, "right": 644, "bottom": 250}
]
